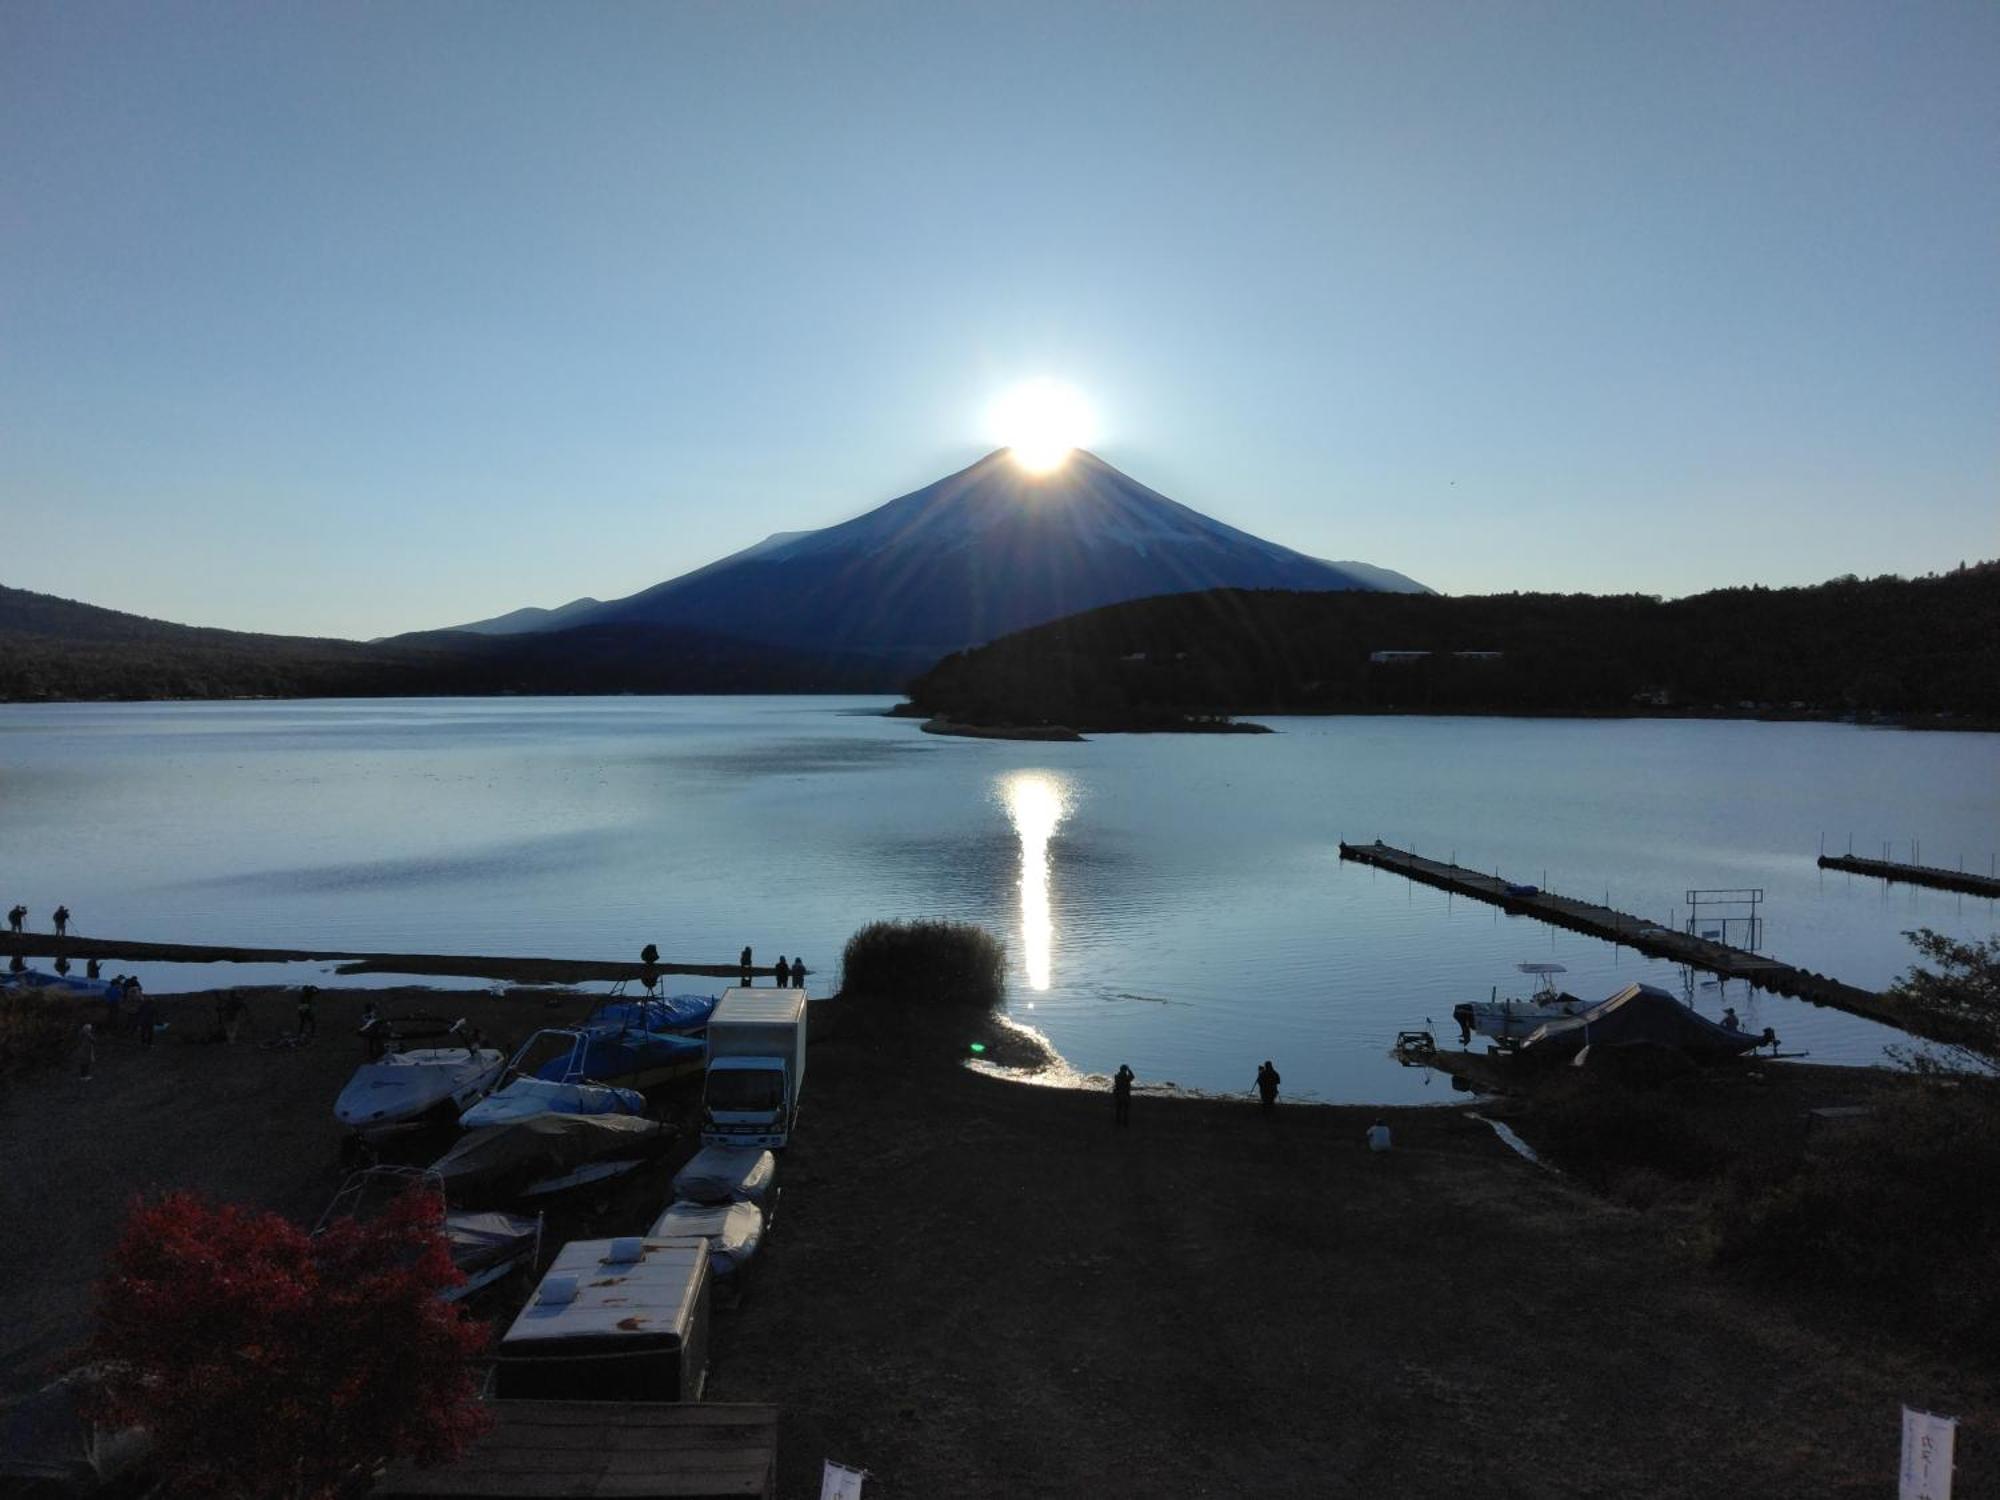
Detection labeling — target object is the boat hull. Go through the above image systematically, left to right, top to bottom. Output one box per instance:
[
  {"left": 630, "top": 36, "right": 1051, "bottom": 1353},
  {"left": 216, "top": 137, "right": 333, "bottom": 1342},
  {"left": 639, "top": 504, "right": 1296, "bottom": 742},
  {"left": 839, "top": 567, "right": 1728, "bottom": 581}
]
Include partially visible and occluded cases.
[{"left": 335, "top": 1048, "right": 506, "bottom": 1129}]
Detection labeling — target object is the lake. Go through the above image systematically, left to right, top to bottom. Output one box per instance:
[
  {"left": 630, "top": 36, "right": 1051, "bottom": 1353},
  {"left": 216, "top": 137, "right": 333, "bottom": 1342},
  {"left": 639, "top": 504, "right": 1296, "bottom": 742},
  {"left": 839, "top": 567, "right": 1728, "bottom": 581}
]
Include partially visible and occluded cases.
[{"left": 2, "top": 698, "right": 1995, "bottom": 1102}]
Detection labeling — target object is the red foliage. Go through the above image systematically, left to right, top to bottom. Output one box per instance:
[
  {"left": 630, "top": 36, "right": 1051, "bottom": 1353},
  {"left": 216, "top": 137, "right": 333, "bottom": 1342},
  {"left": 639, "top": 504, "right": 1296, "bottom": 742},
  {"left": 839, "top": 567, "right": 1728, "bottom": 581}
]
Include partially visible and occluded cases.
[{"left": 87, "top": 1189, "right": 489, "bottom": 1500}]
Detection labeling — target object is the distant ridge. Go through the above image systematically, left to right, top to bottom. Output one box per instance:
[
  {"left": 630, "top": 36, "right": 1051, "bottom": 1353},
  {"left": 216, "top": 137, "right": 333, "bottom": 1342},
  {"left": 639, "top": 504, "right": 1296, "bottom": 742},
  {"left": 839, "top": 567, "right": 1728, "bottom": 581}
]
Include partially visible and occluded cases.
[
  {"left": 430, "top": 450, "right": 1427, "bottom": 657},
  {"left": 445, "top": 596, "right": 602, "bottom": 637}
]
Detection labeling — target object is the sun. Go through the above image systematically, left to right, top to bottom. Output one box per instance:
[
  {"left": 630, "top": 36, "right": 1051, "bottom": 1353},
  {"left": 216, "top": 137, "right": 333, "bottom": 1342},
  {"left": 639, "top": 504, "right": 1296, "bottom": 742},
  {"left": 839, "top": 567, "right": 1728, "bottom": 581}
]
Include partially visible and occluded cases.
[{"left": 987, "top": 379, "right": 1096, "bottom": 475}]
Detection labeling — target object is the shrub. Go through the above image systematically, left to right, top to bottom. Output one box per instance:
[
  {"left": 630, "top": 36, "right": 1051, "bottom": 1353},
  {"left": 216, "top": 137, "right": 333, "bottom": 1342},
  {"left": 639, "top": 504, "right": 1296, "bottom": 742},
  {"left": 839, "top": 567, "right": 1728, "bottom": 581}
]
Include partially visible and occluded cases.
[
  {"left": 840, "top": 920, "right": 1006, "bottom": 1014},
  {"left": 0, "top": 988, "right": 78, "bottom": 1077},
  {"left": 1526, "top": 1076, "right": 1727, "bottom": 1191},
  {"left": 1703, "top": 1081, "right": 2000, "bottom": 1359},
  {"left": 88, "top": 1188, "right": 490, "bottom": 1499}
]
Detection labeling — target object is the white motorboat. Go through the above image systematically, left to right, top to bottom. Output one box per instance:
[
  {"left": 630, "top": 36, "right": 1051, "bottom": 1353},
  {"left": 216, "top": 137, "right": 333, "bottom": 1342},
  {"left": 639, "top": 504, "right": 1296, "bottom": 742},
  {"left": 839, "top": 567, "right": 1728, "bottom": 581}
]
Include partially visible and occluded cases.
[
  {"left": 1451, "top": 963, "right": 1591, "bottom": 1046},
  {"left": 334, "top": 1026, "right": 505, "bottom": 1130},
  {"left": 460, "top": 1029, "right": 647, "bottom": 1129}
]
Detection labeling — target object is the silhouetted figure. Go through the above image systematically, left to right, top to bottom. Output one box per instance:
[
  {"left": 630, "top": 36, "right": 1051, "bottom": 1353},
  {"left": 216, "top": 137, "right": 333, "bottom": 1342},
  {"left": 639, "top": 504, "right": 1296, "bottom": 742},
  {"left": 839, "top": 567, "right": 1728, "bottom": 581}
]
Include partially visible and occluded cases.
[
  {"left": 6, "top": 905, "right": 23, "bottom": 934},
  {"left": 52, "top": 906, "right": 70, "bottom": 938},
  {"left": 640, "top": 943, "right": 659, "bottom": 965},
  {"left": 739, "top": 946, "right": 753, "bottom": 985},
  {"left": 8, "top": 954, "right": 23, "bottom": 975},
  {"left": 54, "top": 955, "right": 70, "bottom": 976},
  {"left": 773, "top": 955, "right": 787, "bottom": 989},
  {"left": 790, "top": 956, "right": 805, "bottom": 989},
  {"left": 86, "top": 958, "right": 101, "bottom": 980},
  {"left": 135, "top": 983, "right": 157, "bottom": 1049},
  {"left": 296, "top": 985, "right": 318, "bottom": 1041},
  {"left": 220, "top": 992, "right": 246, "bottom": 1044},
  {"left": 359, "top": 1003, "right": 383, "bottom": 1058},
  {"left": 1721, "top": 1006, "right": 1741, "bottom": 1032},
  {"left": 77, "top": 1023, "right": 95, "bottom": 1080},
  {"left": 1256, "top": 1060, "right": 1281, "bottom": 1112},
  {"left": 1112, "top": 1064, "right": 1134, "bottom": 1126}
]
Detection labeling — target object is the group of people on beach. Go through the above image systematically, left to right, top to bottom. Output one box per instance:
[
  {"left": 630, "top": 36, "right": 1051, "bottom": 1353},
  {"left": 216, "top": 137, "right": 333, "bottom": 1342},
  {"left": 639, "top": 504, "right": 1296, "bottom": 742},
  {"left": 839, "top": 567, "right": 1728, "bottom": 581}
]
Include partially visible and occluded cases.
[
  {"left": 6, "top": 903, "right": 70, "bottom": 935},
  {"left": 739, "top": 946, "right": 807, "bottom": 989},
  {"left": 1107, "top": 1058, "right": 1394, "bottom": 1149}
]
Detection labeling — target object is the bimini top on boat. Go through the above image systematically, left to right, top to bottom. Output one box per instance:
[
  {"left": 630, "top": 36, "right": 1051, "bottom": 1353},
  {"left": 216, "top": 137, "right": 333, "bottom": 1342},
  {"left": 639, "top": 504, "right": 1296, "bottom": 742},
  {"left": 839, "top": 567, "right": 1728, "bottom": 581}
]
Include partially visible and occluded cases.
[
  {"left": 1451, "top": 962, "right": 1591, "bottom": 1046},
  {"left": 1521, "top": 982, "right": 1774, "bottom": 1061},
  {"left": 460, "top": 1028, "right": 647, "bottom": 1129}
]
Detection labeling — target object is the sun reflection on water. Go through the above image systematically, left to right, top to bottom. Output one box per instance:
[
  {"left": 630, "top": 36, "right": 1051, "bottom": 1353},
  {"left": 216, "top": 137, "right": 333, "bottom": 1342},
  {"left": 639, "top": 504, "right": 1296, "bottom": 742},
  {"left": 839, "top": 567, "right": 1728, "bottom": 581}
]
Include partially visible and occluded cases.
[{"left": 1001, "top": 771, "right": 1071, "bottom": 992}]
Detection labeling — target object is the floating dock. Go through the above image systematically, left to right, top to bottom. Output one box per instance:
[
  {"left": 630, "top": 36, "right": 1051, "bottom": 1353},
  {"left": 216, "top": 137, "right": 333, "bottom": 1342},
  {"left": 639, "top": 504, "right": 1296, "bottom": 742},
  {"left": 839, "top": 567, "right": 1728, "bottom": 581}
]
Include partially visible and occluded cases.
[
  {"left": 1338, "top": 840, "right": 1946, "bottom": 1044},
  {"left": 1816, "top": 852, "right": 2000, "bottom": 899},
  {"left": 0, "top": 932, "right": 798, "bottom": 987}
]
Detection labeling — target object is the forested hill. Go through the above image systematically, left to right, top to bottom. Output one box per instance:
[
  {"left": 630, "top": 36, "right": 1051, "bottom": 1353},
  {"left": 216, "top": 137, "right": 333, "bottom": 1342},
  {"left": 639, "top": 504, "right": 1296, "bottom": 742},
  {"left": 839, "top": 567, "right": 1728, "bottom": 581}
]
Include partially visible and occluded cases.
[
  {"left": 903, "top": 565, "right": 2000, "bottom": 730},
  {"left": 0, "top": 585, "right": 911, "bottom": 701}
]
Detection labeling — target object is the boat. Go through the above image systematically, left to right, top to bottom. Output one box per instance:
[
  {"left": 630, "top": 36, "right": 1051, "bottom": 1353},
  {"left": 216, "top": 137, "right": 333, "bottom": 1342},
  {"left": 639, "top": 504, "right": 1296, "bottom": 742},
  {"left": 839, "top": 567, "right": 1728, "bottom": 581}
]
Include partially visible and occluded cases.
[
  {"left": 1451, "top": 963, "right": 1591, "bottom": 1046},
  {"left": 0, "top": 969, "right": 123, "bottom": 1003},
  {"left": 1521, "top": 981, "right": 1775, "bottom": 1061},
  {"left": 546, "top": 995, "right": 714, "bottom": 1089},
  {"left": 334, "top": 1022, "right": 506, "bottom": 1130},
  {"left": 460, "top": 1029, "right": 648, "bottom": 1128},
  {"left": 429, "top": 1112, "right": 674, "bottom": 1204},
  {"left": 671, "top": 1144, "right": 776, "bottom": 1207},
  {"left": 314, "top": 1166, "right": 543, "bottom": 1302},
  {"left": 649, "top": 1198, "right": 765, "bottom": 1278}
]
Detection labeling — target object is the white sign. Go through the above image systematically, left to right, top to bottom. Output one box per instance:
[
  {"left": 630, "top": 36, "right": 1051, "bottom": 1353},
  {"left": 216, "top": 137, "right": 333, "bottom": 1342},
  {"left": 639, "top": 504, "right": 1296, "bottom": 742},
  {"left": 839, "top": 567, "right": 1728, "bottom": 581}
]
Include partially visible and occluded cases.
[
  {"left": 1900, "top": 1406, "right": 1957, "bottom": 1500},
  {"left": 820, "top": 1460, "right": 867, "bottom": 1500}
]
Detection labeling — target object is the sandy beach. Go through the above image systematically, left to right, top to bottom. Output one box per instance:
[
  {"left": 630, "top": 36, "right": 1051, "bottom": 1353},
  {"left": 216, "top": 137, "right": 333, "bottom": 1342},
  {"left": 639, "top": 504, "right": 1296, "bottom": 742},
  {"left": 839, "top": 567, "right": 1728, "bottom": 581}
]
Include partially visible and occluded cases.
[{"left": 2, "top": 984, "right": 1994, "bottom": 1498}]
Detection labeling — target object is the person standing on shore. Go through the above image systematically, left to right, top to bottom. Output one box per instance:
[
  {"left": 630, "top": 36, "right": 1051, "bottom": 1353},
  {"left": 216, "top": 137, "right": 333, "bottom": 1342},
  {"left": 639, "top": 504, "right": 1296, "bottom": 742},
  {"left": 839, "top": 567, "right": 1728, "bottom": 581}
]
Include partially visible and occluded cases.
[
  {"left": 6, "top": 905, "right": 24, "bottom": 934},
  {"left": 52, "top": 905, "right": 70, "bottom": 938},
  {"left": 739, "top": 946, "right": 753, "bottom": 985},
  {"left": 772, "top": 955, "right": 787, "bottom": 990},
  {"left": 789, "top": 956, "right": 805, "bottom": 989},
  {"left": 133, "top": 980, "right": 156, "bottom": 1049},
  {"left": 296, "top": 986, "right": 319, "bottom": 1041},
  {"left": 77, "top": 1023, "right": 95, "bottom": 1080},
  {"left": 1255, "top": 1060, "right": 1281, "bottom": 1113},
  {"left": 1112, "top": 1064, "right": 1134, "bottom": 1127},
  {"left": 1366, "top": 1119, "right": 1392, "bottom": 1152}
]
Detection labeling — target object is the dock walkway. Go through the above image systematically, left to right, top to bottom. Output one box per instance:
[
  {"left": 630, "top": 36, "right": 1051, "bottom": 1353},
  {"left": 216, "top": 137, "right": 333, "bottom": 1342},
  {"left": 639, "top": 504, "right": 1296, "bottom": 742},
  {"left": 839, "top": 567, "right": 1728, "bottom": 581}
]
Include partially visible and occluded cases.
[
  {"left": 1337, "top": 840, "right": 1943, "bottom": 1044},
  {"left": 1816, "top": 852, "right": 2000, "bottom": 898},
  {"left": 0, "top": 932, "right": 796, "bottom": 987}
]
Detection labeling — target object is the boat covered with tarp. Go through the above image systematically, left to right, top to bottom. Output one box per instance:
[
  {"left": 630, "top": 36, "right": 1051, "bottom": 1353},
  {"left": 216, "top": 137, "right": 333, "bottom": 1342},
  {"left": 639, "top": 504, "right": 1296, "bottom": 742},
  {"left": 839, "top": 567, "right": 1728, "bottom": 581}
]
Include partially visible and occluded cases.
[
  {"left": 0, "top": 970, "right": 123, "bottom": 1004},
  {"left": 1520, "top": 982, "right": 1773, "bottom": 1061},
  {"left": 535, "top": 997, "right": 713, "bottom": 1090},
  {"left": 461, "top": 1029, "right": 647, "bottom": 1128},
  {"left": 430, "top": 1113, "right": 673, "bottom": 1203},
  {"left": 671, "top": 1144, "right": 776, "bottom": 1207},
  {"left": 314, "top": 1167, "right": 544, "bottom": 1302},
  {"left": 648, "top": 1199, "right": 765, "bottom": 1277}
]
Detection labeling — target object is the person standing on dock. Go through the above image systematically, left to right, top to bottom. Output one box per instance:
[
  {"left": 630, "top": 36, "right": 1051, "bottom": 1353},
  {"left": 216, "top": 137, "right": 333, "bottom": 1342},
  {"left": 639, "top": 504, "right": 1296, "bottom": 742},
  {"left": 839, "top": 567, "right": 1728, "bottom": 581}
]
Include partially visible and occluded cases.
[
  {"left": 6, "top": 905, "right": 23, "bottom": 934},
  {"left": 52, "top": 905, "right": 70, "bottom": 938},
  {"left": 739, "top": 946, "right": 753, "bottom": 985},
  {"left": 772, "top": 954, "right": 787, "bottom": 989},
  {"left": 789, "top": 956, "right": 805, "bottom": 989},
  {"left": 1255, "top": 1060, "right": 1281, "bottom": 1113},
  {"left": 1112, "top": 1064, "right": 1134, "bottom": 1126}
]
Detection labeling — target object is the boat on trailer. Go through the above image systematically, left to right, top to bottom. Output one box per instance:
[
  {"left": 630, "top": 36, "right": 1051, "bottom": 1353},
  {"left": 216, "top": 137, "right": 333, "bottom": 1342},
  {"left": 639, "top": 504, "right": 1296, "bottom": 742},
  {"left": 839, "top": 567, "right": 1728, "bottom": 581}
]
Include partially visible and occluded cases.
[
  {"left": 1451, "top": 963, "right": 1591, "bottom": 1046},
  {"left": 334, "top": 1020, "right": 506, "bottom": 1130},
  {"left": 460, "top": 1029, "right": 648, "bottom": 1129},
  {"left": 314, "top": 1165, "right": 543, "bottom": 1302}
]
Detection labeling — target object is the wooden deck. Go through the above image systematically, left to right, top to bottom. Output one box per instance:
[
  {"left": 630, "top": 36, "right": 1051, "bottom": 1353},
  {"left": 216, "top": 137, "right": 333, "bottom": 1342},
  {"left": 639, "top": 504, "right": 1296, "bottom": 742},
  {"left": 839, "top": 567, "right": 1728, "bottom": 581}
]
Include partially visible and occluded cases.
[
  {"left": 1338, "top": 840, "right": 1949, "bottom": 1045},
  {"left": 1817, "top": 852, "right": 2000, "bottom": 898},
  {"left": 375, "top": 1402, "right": 777, "bottom": 1500}
]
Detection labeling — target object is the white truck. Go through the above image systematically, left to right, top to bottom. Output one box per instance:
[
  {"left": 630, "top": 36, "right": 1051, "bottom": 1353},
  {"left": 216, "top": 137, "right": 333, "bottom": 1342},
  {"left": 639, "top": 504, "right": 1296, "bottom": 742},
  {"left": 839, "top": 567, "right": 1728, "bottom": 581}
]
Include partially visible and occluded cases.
[{"left": 700, "top": 987, "right": 808, "bottom": 1150}]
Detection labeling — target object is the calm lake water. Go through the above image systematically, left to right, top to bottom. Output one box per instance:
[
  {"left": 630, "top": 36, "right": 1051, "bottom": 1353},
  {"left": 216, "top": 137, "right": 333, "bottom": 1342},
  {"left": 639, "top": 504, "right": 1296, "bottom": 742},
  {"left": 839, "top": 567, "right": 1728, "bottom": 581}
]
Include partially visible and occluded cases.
[{"left": 2, "top": 698, "right": 1996, "bottom": 1102}]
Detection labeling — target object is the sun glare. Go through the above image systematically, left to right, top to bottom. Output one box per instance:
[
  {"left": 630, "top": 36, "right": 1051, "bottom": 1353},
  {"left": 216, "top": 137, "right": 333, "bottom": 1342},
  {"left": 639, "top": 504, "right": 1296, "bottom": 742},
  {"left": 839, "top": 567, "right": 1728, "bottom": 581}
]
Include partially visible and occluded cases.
[{"left": 988, "top": 379, "right": 1095, "bottom": 475}]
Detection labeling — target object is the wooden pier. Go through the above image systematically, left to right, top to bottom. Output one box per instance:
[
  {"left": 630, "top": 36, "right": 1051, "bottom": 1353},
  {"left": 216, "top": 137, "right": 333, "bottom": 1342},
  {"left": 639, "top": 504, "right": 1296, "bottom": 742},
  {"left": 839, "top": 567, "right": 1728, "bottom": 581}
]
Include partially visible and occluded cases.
[
  {"left": 1337, "top": 840, "right": 1944, "bottom": 1044},
  {"left": 1816, "top": 852, "right": 2000, "bottom": 899},
  {"left": 0, "top": 931, "right": 799, "bottom": 986}
]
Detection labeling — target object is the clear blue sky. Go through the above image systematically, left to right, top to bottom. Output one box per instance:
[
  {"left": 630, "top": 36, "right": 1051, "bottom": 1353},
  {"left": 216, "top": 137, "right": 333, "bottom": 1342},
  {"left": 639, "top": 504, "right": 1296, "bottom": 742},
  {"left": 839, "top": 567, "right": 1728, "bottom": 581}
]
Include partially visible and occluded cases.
[{"left": 3, "top": 2, "right": 1995, "bottom": 638}]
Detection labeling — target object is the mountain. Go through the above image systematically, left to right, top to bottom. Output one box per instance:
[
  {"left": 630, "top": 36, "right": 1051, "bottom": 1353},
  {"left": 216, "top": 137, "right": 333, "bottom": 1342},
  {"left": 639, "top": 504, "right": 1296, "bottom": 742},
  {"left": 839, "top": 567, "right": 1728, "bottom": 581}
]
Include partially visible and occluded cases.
[
  {"left": 455, "top": 450, "right": 1426, "bottom": 658},
  {"left": 903, "top": 566, "right": 2000, "bottom": 730},
  {"left": 0, "top": 585, "right": 908, "bottom": 701},
  {"left": 445, "top": 596, "right": 603, "bottom": 636}
]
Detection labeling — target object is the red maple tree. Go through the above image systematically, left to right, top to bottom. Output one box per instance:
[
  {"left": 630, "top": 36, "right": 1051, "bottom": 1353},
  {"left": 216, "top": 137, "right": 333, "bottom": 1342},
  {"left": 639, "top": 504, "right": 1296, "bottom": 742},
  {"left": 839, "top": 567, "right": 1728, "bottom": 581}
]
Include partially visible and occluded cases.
[{"left": 88, "top": 1189, "right": 490, "bottom": 1500}]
